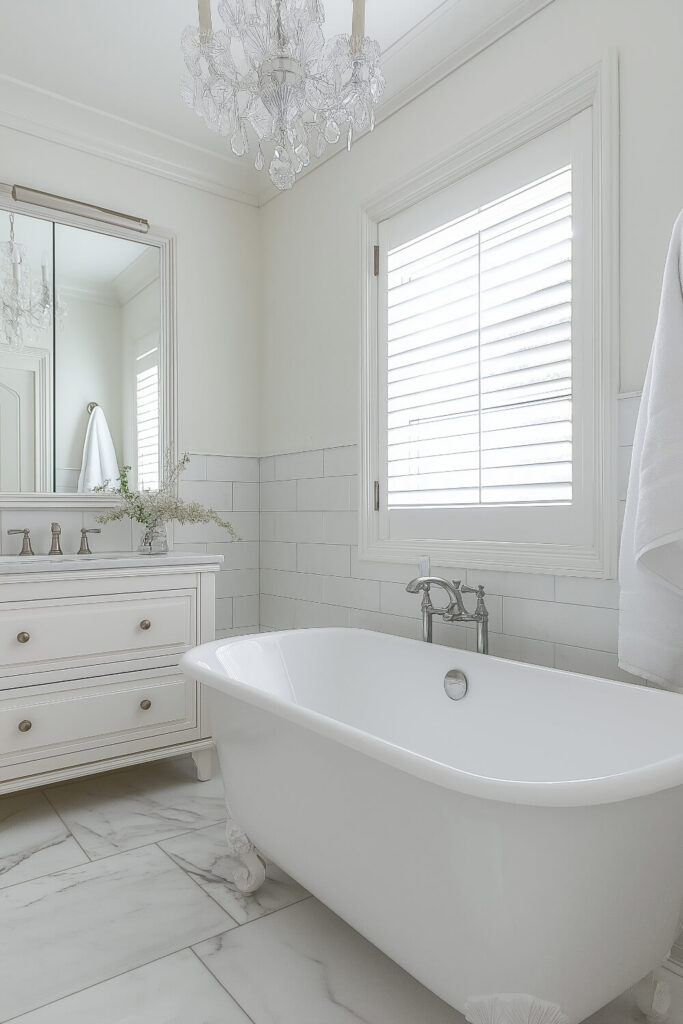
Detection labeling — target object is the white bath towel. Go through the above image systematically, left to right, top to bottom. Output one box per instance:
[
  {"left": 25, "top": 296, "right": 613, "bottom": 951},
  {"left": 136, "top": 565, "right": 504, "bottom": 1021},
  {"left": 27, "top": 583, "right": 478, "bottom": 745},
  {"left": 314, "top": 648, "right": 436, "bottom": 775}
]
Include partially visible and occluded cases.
[
  {"left": 618, "top": 210, "right": 683, "bottom": 689},
  {"left": 77, "top": 406, "right": 120, "bottom": 493}
]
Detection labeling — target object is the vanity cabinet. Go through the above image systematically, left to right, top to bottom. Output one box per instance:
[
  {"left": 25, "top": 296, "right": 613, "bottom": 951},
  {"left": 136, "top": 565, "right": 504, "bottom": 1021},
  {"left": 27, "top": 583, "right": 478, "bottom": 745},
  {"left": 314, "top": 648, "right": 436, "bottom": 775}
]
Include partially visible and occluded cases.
[{"left": 0, "top": 553, "right": 222, "bottom": 795}]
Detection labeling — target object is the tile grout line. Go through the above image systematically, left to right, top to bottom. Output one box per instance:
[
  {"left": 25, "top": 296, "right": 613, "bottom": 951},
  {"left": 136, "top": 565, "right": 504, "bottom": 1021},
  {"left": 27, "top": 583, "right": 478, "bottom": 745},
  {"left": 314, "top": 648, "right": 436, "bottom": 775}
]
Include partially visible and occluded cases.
[
  {"left": 41, "top": 787, "right": 93, "bottom": 864},
  {"left": 0, "top": 810, "right": 228, "bottom": 893},
  {"left": 153, "top": 839, "right": 241, "bottom": 929},
  {"left": 188, "top": 945, "right": 258, "bottom": 1024},
  {"left": 0, "top": 946, "right": 218, "bottom": 1024}
]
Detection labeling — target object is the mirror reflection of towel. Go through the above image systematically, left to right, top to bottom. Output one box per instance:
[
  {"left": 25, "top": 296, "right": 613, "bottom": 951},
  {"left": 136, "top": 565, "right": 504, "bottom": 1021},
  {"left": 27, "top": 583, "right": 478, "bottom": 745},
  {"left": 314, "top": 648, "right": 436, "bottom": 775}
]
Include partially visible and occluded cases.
[{"left": 77, "top": 406, "right": 120, "bottom": 492}]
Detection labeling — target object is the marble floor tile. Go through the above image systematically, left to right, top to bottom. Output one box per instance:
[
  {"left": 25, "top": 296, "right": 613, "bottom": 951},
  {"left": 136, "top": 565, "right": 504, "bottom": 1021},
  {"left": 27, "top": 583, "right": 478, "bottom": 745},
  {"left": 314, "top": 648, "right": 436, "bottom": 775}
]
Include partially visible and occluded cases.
[
  {"left": 45, "top": 755, "right": 227, "bottom": 859},
  {"left": 0, "top": 789, "right": 88, "bottom": 889},
  {"left": 159, "top": 821, "right": 309, "bottom": 924},
  {"left": 0, "top": 844, "right": 235, "bottom": 1021},
  {"left": 193, "top": 898, "right": 463, "bottom": 1024},
  {"left": 8, "top": 949, "right": 252, "bottom": 1024},
  {"left": 582, "top": 991, "right": 639, "bottom": 1023}
]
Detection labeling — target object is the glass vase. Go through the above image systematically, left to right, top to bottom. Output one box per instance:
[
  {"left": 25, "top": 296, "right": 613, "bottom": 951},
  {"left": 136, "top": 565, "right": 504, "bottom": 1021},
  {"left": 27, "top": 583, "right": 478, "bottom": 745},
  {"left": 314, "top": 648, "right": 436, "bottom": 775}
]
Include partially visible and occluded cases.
[{"left": 138, "top": 520, "right": 169, "bottom": 555}]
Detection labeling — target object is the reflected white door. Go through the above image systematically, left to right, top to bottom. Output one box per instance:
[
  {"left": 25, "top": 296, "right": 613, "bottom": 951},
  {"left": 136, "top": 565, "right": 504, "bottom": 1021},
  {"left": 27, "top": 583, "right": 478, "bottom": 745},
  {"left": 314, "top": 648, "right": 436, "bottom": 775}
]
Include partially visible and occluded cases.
[{"left": 0, "top": 348, "right": 52, "bottom": 492}]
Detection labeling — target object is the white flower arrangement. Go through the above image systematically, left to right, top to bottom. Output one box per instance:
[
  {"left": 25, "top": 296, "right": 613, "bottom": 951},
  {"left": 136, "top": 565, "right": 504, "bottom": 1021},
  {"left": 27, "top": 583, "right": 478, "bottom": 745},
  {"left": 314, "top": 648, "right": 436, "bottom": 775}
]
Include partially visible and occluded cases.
[{"left": 94, "top": 454, "right": 238, "bottom": 551}]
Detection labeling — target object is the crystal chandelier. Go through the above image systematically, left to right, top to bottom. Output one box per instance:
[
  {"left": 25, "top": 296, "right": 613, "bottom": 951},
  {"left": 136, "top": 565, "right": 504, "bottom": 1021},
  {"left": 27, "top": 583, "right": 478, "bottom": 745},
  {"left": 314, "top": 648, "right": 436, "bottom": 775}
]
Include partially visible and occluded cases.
[
  {"left": 181, "top": 0, "right": 385, "bottom": 190},
  {"left": 0, "top": 213, "right": 52, "bottom": 350}
]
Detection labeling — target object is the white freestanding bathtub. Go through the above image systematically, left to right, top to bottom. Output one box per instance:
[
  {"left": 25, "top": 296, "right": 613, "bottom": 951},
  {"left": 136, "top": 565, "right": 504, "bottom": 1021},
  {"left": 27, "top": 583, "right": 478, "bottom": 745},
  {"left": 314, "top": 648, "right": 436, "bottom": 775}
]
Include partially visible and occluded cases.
[{"left": 181, "top": 628, "right": 683, "bottom": 1024}]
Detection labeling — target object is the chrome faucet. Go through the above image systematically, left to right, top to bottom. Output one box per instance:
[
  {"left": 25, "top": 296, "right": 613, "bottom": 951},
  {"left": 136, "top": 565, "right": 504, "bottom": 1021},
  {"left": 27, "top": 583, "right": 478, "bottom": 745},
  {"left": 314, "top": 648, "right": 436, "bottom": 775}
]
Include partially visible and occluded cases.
[
  {"left": 48, "top": 522, "right": 63, "bottom": 555},
  {"left": 7, "top": 528, "right": 34, "bottom": 556},
  {"left": 406, "top": 575, "right": 489, "bottom": 653}
]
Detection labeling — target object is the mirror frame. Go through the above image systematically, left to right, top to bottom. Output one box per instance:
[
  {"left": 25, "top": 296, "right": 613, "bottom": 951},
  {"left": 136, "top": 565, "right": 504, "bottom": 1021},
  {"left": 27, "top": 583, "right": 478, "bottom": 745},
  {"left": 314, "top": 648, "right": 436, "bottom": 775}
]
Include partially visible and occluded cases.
[{"left": 0, "top": 184, "right": 177, "bottom": 508}]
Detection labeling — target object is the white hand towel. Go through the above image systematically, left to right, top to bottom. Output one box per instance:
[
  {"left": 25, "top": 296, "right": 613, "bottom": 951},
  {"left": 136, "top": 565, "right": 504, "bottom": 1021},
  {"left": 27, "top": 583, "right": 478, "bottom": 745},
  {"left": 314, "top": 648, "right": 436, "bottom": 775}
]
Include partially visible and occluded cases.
[
  {"left": 618, "top": 211, "right": 683, "bottom": 689},
  {"left": 77, "top": 406, "right": 120, "bottom": 493}
]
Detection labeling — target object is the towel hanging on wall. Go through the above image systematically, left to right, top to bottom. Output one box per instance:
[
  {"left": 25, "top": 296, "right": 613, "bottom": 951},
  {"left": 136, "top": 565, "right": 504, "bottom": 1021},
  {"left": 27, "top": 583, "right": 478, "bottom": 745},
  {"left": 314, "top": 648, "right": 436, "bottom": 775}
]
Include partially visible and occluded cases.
[
  {"left": 618, "top": 210, "right": 683, "bottom": 689},
  {"left": 77, "top": 405, "right": 120, "bottom": 493}
]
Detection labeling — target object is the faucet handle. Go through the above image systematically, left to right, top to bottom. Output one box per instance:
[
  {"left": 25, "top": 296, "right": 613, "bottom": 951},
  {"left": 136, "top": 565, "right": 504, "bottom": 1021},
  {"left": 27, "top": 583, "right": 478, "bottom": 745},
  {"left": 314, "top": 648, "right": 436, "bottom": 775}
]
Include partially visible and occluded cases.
[
  {"left": 78, "top": 527, "right": 101, "bottom": 555},
  {"left": 7, "top": 529, "right": 34, "bottom": 556},
  {"left": 459, "top": 582, "right": 478, "bottom": 595}
]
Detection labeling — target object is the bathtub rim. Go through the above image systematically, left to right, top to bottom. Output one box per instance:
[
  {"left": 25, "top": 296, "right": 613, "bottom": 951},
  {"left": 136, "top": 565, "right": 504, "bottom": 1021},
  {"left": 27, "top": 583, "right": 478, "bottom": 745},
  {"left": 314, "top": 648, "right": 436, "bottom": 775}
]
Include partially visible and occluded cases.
[{"left": 181, "top": 627, "right": 683, "bottom": 809}]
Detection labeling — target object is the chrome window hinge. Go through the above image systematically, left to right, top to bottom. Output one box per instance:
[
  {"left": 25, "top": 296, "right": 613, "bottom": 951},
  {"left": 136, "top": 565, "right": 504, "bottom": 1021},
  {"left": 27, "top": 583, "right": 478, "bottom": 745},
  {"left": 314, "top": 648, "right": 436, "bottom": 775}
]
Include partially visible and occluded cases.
[
  {"left": 373, "top": 244, "right": 380, "bottom": 277},
  {"left": 374, "top": 480, "right": 380, "bottom": 511}
]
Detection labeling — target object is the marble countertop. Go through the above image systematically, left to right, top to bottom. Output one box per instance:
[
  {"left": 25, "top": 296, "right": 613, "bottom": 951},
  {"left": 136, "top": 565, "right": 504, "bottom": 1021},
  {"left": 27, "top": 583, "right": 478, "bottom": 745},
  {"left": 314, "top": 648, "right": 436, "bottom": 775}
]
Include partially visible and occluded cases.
[{"left": 0, "top": 551, "right": 224, "bottom": 574}]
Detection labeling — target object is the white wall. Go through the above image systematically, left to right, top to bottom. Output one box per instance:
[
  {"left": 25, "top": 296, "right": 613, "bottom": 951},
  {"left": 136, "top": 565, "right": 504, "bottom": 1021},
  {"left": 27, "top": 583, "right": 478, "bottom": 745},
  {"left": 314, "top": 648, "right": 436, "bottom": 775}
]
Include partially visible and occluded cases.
[
  {"left": 259, "top": 0, "right": 683, "bottom": 454},
  {"left": 0, "top": 122, "right": 261, "bottom": 459},
  {"left": 55, "top": 292, "right": 123, "bottom": 481}
]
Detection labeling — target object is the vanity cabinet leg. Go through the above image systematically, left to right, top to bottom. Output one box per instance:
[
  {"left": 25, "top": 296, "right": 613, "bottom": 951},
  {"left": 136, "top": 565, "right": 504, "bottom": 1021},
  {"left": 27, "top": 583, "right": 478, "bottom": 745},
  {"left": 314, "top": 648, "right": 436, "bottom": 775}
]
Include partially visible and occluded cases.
[{"left": 191, "top": 749, "right": 213, "bottom": 782}]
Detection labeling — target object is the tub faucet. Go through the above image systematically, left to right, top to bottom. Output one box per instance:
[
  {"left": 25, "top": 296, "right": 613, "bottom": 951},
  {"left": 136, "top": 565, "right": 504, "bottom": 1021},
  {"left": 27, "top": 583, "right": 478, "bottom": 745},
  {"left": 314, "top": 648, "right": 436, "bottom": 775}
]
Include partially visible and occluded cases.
[{"left": 406, "top": 576, "right": 489, "bottom": 653}]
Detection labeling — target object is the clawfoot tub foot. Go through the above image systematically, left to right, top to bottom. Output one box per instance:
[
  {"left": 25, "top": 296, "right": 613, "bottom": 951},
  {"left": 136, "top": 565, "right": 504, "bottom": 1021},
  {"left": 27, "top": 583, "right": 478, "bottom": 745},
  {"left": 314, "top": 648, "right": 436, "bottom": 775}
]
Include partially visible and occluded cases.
[
  {"left": 225, "top": 820, "right": 267, "bottom": 894},
  {"left": 632, "top": 971, "right": 672, "bottom": 1024},
  {"left": 465, "top": 994, "right": 568, "bottom": 1024}
]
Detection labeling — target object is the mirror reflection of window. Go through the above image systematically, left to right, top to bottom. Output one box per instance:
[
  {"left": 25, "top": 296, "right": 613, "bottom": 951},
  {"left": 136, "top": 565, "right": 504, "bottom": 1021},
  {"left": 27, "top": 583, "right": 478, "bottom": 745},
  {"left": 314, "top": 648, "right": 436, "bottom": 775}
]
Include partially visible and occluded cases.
[{"left": 134, "top": 334, "right": 160, "bottom": 492}]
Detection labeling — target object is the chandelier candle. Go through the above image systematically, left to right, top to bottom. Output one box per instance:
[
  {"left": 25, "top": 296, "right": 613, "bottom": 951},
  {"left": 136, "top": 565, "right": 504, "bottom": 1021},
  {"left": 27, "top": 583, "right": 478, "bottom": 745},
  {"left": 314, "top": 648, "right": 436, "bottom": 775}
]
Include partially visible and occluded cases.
[
  {"left": 181, "top": 0, "right": 384, "bottom": 190},
  {"left": 198, "top": 0, "right": 212, "bottom": 34},
  {"left": 352, "top": 0, "right": 365, "bottom": 44}
]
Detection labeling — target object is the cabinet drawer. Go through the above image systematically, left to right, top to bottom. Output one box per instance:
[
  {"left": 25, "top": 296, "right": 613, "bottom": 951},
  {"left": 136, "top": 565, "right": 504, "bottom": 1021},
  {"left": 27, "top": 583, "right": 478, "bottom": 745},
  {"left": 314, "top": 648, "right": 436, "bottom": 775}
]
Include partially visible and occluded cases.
[
  {"left": 0, "top": 591, "right": 195, "bottom": 676},
  {"left": 0, "top": 673, "right": 196, "bottom": 757}
]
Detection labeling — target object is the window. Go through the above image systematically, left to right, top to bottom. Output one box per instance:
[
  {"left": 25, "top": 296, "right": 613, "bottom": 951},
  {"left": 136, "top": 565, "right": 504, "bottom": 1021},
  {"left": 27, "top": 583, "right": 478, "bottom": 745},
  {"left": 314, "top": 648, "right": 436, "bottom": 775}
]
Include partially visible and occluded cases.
[
  {"left": 361, "top": 65, "right": 618, "bottom": 577},
  {"left": 386, "top": 166, "right": 573, "bottom": 509},
  {"left": 135, "top": 336, "right": 160, "bottom": 491}
]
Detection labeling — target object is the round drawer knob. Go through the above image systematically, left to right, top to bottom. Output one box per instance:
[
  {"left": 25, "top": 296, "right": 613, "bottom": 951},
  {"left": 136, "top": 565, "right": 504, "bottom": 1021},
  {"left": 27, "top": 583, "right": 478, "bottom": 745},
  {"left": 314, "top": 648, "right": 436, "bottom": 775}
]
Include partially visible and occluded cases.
[
  {"left": 140, "top": 619, "right": 151, "bottom": 631},
  {"left": 17, "top": 631, "right": 30, "bottom": 644},
  {"left": 140, "top": 699, "right": 152, "bottom": 711},
  {"left": 18, "top": 720, "right": 32, "bottom": 733}
]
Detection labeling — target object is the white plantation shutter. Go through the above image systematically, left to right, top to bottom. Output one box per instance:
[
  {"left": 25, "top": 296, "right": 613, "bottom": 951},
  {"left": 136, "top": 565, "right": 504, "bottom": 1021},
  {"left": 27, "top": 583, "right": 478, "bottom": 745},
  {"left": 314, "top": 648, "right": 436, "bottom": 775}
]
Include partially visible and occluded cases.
[
  {"left": 363, "top": 106, "right": 616, "bottom": 575},
  {"left": 386, "top": 167, "right": 572, "bottom": 509},
  {"left": 135, "top": 339, "right": 160, "bottom": 491}
]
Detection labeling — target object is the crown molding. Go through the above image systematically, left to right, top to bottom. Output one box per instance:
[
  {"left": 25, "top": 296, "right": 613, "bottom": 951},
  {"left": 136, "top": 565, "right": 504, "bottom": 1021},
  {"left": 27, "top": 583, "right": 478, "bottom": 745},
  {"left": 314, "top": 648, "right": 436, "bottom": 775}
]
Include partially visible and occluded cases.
[
  {"left": 0, "top": 74, "right": 261, "bottom": 208},
  {"left": 112, "top": 247, "right": 159, "bottom": 306}
]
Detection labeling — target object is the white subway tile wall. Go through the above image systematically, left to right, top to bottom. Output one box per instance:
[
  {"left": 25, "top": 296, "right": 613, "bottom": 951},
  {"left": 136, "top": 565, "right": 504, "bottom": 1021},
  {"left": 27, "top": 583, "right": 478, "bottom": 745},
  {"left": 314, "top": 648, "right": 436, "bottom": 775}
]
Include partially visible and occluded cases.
[
  {"left": 258, "top": 395, "right": 643, "bottom": 685},
  {"left": 176, "top": 455, "right": 260, "bottom": 638}
]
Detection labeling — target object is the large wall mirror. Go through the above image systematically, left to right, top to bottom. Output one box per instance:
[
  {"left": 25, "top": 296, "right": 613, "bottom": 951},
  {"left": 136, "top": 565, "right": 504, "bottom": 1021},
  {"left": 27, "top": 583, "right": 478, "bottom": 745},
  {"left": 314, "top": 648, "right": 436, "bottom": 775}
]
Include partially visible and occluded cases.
[{"left": 0, "top": 187, "right": 175, "bottom": 506}]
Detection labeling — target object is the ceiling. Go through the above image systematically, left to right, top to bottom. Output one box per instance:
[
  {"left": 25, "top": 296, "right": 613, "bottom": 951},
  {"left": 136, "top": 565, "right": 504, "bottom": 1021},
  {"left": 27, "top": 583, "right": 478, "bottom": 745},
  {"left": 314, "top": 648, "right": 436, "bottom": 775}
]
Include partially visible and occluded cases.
[
  {"left": 0, "top": 0, "right": 555, "bottom": 205},
  {"left": 0, "top": 0, "right": 446, "bottom": 158},
  {"left": 55, "top": 225, "right": 149, "bottom": 291}
]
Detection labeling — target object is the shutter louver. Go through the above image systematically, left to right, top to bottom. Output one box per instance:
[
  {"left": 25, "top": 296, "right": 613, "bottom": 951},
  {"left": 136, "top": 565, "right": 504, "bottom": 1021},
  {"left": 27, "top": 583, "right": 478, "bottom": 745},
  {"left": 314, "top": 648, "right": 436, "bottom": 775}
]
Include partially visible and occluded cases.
[
  {"left": 386, "top": 167, "right": 572, "bottom": 508},
  {"left": 136, "top": 358, "right": 160, "bottom": 491}
]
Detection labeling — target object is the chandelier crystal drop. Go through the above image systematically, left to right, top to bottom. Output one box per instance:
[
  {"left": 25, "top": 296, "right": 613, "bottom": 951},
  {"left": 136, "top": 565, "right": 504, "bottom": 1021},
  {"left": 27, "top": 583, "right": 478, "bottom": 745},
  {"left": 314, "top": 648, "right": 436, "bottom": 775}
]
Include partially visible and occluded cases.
[
  {"left": 181, "top": 0, "right": 385, "bottom": 190},
  {"left": 0, "top": 213, "right": 52, "bottom": 350}
]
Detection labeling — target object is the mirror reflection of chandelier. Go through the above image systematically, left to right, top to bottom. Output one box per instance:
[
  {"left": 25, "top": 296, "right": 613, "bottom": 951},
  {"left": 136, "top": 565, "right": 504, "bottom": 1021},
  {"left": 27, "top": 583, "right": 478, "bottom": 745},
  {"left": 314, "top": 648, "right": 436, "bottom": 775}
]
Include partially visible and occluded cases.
[
  {"left": 181, "top": 0, "right": 385, "bottom": 191},
  {"left": 0, "top": 213, "right": 52, "bottom": 350}
]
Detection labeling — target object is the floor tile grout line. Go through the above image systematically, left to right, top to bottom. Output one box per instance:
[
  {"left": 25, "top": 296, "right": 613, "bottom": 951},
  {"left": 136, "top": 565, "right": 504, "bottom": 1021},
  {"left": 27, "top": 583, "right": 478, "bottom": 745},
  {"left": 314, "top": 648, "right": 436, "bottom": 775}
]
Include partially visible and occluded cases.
[
  {"left": 40, "top": 787, "right": 93, "bottom": 864},
  {"left": 0, "top": 818, "right": 227, "bottom": 895},
  {"left": 153, "top": 840, "right": 312, "bottom": 931},
  {"left": 154, "top": 840, "right": 241, "bottom": 928},
  {"left": 0, "top": 945, "right": 218, "bottom": 1024},
  {"left": 188, "top": 945, "right": 258, "bottom": 1024}
]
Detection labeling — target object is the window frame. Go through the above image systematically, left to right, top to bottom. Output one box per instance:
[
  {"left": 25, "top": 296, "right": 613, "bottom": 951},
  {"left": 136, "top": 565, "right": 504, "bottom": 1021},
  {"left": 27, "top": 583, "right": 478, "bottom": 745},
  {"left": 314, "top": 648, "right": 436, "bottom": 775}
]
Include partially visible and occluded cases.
[{"left": 359, "top": 55, "right": 619, "bottom": 577}]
